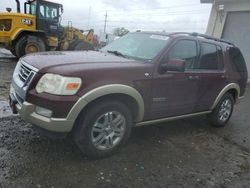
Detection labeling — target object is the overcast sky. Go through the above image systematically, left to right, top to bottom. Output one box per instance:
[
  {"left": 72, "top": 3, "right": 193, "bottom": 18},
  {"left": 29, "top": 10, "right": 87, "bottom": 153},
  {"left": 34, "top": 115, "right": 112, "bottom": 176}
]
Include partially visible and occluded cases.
[{"left": 0, "top": 0, "right": 212, "bottom": 35}]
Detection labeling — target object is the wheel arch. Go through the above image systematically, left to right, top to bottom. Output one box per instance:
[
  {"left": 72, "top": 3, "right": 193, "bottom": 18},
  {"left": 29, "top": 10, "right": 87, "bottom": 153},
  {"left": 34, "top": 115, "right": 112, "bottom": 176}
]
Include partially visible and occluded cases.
[
  {"left": 12, "top": 29, "right": 46, "bottom": 45},
  {"left": 210, "top": 83, "right": 240, "bottom": 110},
  {"left": 67, "top": 84, "right": 145, "bottom": 128}
]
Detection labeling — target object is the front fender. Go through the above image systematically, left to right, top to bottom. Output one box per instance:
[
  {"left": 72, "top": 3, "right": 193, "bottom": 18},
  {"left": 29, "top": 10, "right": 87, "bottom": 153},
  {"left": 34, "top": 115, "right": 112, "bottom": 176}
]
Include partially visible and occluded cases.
[{"left": 11, "top": 29, "right": 45, "bottom": 41}]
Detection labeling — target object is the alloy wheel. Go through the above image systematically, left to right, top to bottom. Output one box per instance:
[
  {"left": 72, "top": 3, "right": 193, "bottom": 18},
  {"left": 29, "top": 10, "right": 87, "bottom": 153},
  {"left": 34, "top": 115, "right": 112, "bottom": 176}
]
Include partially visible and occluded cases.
[
  {"left": 218, "top": 98, "right": 232, "bottom": 122},
  {"left": 91, "top": 111, "right": 126, "bottom": 150}
]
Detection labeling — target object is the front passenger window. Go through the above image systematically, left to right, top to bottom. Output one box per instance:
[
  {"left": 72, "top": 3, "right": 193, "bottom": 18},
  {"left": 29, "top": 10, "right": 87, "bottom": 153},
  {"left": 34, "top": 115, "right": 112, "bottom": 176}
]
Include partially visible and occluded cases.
[{"left": 169, "top": 40, "right": 197, "bottom": 70}]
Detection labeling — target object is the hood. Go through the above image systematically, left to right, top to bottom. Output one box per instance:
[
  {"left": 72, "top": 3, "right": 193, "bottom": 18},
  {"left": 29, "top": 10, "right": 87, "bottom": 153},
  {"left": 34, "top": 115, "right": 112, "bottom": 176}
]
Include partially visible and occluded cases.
[{"left": 21, "top": 51, "right": 142, "bottom": 72}]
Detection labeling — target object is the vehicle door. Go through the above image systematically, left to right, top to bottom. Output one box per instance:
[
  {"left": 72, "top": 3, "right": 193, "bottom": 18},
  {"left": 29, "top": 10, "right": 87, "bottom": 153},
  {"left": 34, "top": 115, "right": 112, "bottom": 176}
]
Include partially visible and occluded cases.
[
  {"left": 36, "top": 2, "right": 60, "bottom": 37},
  {"left": 149, "top": 39, "right": 201, "bottom": 120},
  {"left": 192, "top": 42, "right": 227, "bottom": 112}
]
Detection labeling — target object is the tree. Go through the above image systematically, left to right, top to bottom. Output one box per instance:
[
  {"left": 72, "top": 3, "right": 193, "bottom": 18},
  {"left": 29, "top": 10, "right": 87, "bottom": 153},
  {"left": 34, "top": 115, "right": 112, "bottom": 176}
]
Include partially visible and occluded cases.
[{"left": 113, "top": 27, "right": 129, "bottom": 37}]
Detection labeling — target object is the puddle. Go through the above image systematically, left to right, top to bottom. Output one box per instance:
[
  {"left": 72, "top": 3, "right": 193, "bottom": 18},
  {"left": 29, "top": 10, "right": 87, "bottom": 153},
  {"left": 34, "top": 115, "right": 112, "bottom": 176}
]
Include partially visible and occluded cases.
[{"left": 0, "top": 97, "right": 13, "bottom": 118}]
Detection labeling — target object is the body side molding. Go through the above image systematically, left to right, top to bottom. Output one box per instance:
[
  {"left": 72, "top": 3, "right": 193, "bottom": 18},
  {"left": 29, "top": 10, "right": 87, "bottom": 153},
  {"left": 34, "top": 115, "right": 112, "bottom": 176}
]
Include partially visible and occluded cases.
[{"left": 136, "top": 111, "right": 211, "bottom": 127}]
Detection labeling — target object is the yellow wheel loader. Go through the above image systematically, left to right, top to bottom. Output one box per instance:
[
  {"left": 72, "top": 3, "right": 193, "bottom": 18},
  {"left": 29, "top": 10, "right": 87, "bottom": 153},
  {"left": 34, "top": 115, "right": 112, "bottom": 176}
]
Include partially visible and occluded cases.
[{"left": 0, "top": 0, "right": 94, "bottom": 58}]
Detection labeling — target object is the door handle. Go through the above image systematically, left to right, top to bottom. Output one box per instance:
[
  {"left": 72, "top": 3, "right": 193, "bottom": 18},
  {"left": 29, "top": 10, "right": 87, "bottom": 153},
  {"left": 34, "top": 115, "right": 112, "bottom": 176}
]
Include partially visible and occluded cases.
[
  {"left": 188, "top": 75, "right": 199, "bottom": 80},
  {"left": 194, "top": 75, "right": 199, "bottom": 80}
]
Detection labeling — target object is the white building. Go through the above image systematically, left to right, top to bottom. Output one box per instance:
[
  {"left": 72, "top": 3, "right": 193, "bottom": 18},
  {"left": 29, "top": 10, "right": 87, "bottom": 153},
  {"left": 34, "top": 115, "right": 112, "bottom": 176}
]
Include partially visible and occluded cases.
[{"left": 201, "top": 0, "right": 250, "bottom": 78}]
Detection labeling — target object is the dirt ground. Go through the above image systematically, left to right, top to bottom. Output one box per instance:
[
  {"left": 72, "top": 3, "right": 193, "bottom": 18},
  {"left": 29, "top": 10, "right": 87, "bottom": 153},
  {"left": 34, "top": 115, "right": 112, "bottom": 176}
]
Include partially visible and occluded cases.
[{"left": 0, "top": 49, "right": 250, "bottom": 188}]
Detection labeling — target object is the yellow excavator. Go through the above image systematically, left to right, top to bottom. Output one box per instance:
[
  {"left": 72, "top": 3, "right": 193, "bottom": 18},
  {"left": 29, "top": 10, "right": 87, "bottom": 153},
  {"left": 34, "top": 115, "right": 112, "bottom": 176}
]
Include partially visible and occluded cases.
[{"left": 0, "top": 0, "right": 94, "bottom": 58}]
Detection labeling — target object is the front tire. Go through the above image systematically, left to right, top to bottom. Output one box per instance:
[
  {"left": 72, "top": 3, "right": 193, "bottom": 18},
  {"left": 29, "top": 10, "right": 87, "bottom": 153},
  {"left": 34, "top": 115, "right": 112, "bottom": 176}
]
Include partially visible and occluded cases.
[
  {"left": 15, "top": 35, "right": 46, "bottom": 58},
  {"left": 10, "top": 48, "right": 17, "bottom": 57},
  {"left": 208, "top": 93, "right": 234, "bottom": 127},
  {"left": 74, "top": 100, "right": 133, "bottom": 159}
]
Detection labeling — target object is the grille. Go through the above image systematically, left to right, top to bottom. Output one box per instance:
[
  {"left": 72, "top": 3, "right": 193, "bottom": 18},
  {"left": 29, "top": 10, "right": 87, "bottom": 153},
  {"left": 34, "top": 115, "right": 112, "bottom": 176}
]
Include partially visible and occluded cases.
[{"left": 18, "top": 63, "right": 33, "bottom": 83}]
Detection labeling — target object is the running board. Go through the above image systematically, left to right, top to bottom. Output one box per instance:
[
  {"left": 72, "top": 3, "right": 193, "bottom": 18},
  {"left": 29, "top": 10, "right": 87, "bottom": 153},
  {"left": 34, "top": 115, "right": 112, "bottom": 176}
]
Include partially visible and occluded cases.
[{"left": 135, "top": 111, "right": 212, "bottom": 127}]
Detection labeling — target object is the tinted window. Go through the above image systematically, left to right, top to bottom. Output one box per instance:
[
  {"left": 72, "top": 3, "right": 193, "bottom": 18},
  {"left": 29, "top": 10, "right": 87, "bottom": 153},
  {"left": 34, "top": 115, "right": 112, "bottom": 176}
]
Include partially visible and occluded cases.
[
  {"left": 29, "top": 1, "right": 37, "bottom": 15},
  {"left": 169, "top": 40, "right": 197, "bottom": 70},
  {"left": 199, "top": 42, "right": 223, "bottom": 70},
  {"left": 217, "top": 46, "right": 224, "bottom": 70},
  {"left": 229, "top": 47, "right": 247, "bottom": 72}
]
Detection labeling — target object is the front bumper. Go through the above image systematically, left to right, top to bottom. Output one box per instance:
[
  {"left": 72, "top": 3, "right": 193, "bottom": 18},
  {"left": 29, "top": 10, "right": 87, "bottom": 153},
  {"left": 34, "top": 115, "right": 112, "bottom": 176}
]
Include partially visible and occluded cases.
[
  {"left": 10, "top": 59, "right": 80, "bottom": 133},
  {"left": 14, "top": 101, "right": 74, "bottom": 133}
]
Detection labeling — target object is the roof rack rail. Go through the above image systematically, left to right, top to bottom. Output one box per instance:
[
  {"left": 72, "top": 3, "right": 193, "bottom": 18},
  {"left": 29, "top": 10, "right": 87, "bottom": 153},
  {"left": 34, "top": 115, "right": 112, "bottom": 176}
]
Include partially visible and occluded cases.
[
  {"left": 169, "top": 32, "right": 234, "bottom": 46},
  {"left": 169, "top": 32, "right": 192, "bottom": 36},
  {"left": 190, "top": 32, "right": 234, "bottom": 46}
]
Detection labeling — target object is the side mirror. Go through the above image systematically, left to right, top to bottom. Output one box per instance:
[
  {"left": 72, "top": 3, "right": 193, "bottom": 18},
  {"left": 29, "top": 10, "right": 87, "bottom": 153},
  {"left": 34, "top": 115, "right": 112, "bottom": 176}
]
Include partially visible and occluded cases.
[{"left": 161, "top": 59, "right": 186, "bottom": 72}]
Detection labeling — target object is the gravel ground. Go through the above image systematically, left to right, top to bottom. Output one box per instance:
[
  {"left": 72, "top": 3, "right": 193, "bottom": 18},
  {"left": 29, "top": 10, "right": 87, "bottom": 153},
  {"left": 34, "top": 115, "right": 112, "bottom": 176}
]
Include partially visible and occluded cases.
[{"left": 0, "top": 50, "right": 250, "bottom": 188}]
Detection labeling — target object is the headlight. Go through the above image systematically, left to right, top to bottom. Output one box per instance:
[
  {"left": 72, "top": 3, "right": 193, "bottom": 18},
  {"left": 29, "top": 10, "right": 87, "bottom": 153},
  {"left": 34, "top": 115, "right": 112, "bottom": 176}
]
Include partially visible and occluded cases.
[{"left": 36, "top": 73, "right": 82, "bottom": 95}]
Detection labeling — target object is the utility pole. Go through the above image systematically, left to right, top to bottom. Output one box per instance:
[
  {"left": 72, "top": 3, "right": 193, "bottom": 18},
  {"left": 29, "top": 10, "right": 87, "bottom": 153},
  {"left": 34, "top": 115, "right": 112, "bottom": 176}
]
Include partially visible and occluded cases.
[
  {"left": 87, "top": 6, "right": 91, "bottom": 28},
  {"left": 104, "top": 11, "right": 107, "bottom": 34}
]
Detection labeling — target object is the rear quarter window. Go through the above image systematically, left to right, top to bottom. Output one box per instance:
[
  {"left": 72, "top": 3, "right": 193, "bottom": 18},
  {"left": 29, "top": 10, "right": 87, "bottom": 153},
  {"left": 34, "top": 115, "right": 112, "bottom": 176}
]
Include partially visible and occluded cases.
[{"left": 229, "top": 47, "right": 247, "bottom": 73}]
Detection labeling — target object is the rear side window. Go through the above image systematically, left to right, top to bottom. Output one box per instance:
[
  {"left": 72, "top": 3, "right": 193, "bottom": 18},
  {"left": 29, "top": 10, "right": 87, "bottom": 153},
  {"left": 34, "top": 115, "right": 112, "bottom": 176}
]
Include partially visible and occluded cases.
[
  {"left": 198, "top": 42, "right": 224, "bottom": 70},
  {"left": 229, "top": 47, "right": 247, "bottom": 72}
]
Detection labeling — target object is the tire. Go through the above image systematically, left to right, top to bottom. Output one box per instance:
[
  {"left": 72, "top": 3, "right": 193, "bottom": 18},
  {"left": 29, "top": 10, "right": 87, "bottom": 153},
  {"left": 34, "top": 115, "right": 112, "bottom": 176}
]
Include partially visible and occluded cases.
[
  {"left": 15, "top": 36, "right": 46, "bottom": 58},
  {"left": 73, "top": 40, "right": 94, "bottom": 51},
  {"left": 10, "top": 49, "right": 17, "bottom": 57},
  {"left": 208, "top": 93, "right": 234, "bottom": 127},
  {"left": 73, "top": 100, "right": 133, "bottom": 159}
]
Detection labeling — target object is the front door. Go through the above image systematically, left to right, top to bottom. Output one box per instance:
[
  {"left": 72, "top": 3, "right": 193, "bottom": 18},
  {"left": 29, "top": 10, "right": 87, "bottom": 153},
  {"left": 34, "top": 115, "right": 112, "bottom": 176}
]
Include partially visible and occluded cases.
[
  {"left": 36, "top": 2, "right": 59, "bottom": 37},
  {"left": 149, "top": 39, "right": 200, "bottom": 120}
]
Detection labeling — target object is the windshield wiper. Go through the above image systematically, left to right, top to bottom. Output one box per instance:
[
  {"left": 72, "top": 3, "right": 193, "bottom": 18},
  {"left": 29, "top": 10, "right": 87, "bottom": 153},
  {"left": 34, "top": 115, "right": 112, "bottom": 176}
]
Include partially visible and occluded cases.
[{"left": 107, "top": 50, "right": 127, "bottom": 58}]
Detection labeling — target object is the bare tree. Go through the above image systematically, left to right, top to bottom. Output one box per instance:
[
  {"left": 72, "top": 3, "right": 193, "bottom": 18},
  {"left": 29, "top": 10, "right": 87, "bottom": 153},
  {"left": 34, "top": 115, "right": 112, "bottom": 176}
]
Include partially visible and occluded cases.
[{"left": 113, "top": 27, "right": 129, "bottom": 36}]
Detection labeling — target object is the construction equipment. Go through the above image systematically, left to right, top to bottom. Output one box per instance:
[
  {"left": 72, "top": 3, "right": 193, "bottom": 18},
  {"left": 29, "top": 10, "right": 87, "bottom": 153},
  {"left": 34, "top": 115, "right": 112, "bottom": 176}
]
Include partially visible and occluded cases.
[{"left": 0, "top": 0, "right": 94, "bottom": 58}]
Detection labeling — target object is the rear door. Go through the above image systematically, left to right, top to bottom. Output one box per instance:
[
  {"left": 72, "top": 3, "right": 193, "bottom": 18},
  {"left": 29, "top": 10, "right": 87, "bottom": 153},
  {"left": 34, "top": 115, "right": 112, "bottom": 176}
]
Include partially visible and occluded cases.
[{"left": 192, "top": 42, "right": 227, "bottom": 112}]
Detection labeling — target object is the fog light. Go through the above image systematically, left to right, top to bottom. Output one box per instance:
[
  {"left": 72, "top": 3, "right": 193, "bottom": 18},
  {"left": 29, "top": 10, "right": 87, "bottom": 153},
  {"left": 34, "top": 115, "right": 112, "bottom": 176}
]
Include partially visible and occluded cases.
[{"left": 35, "top": 106, "right": 52, "bottom": 118}]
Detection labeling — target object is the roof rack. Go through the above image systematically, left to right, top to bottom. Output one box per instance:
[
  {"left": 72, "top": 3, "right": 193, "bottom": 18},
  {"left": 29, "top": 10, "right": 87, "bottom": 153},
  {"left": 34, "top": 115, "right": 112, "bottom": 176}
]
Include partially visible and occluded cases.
[{"left": 169, "top": 32, "right": 234, "bottom": 46}]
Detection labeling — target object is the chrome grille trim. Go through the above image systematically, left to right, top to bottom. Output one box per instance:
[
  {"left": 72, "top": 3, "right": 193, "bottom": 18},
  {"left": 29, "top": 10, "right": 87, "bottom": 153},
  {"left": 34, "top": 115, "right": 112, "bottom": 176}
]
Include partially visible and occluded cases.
[
  {"left": 12, "top": 59, "right": 38, "bottom": 102},
  {"left": 18, "top": 60, "right": 38, "bottom": 84},
  {"left": 18, "top": 60, "right": 37, "bottom": 85}
]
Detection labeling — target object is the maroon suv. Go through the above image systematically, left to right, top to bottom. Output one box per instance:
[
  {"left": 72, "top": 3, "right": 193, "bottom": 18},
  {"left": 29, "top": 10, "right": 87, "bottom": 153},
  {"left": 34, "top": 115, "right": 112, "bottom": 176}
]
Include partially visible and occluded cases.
[{"left": 10, "top": 32, "right": 248, "bottom": 158}]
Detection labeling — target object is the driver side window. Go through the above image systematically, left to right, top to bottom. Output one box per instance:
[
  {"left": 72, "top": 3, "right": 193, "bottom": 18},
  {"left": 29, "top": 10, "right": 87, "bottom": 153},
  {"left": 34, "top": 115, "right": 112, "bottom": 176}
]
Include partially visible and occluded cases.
[
  {"left": 39, "top": 5, "right": 45, "bottom": 18},
  {"left": 169, "top": 40, "right": 198, "bottom": 70}
]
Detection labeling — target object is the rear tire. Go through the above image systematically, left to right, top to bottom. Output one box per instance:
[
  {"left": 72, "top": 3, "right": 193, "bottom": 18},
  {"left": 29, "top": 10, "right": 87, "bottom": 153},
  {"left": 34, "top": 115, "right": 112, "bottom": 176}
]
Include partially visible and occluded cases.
[
  {"left": 15, "top": 35, "right": 46, "bottom": 58},
  {"left": 208, "top": 93, "right": 234, "bottom": 127},
  {"left": 73, "top": 100, "right": 132, "bottom": 159}
]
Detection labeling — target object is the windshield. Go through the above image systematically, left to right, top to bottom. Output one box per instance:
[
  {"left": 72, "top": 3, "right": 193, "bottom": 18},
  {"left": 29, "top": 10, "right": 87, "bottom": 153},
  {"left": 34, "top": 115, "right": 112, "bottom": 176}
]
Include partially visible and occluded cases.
[
  {"left": 39, "top": 4, "right": 58, "bottom": 20},
  {"left": 101, "top": 33, "right": 169, "bottom": 61}
]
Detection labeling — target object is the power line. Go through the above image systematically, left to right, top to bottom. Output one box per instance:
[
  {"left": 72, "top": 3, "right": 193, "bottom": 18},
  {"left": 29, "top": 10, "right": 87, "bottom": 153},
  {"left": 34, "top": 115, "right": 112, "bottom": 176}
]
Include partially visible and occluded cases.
[
  {"left": 96, "top": 3, "right": 203, "bottom": 13},
  {"left": 63, "top": 10, "right": 208, "bottom": 23},
  {"left": 113, "top": 11, "right": 208, "bottom": 16}
]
